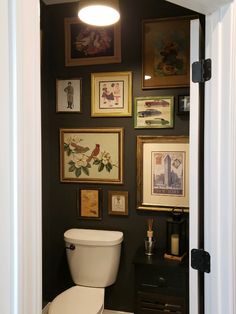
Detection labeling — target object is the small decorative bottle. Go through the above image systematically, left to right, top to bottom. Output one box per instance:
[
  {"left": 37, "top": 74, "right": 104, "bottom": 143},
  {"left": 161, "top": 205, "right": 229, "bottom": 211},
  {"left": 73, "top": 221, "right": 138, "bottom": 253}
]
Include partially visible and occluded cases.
[{"left": 144, "top": 218, "right": 156, "bottom": 255}]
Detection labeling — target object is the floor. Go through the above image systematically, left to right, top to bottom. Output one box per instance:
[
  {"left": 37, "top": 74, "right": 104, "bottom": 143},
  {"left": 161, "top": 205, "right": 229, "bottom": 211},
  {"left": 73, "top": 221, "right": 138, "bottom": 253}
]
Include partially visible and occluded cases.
[{"left": 43, "top": 303, "right": 133, "bottom": 314}]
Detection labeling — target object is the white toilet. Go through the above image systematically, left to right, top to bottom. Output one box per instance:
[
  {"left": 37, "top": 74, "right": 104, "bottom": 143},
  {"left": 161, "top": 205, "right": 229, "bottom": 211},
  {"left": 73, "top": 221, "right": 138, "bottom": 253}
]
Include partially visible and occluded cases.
[{"left": 49, "top": 228, "right": 124, "bottom": 314}]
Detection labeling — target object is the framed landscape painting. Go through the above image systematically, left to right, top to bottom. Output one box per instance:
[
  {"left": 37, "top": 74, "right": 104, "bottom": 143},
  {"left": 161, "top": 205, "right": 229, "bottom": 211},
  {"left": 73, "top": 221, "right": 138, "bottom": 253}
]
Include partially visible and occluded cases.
[
  {"left": 142, "top": 16, "right": 194, "bottom": 89},
  {"left": 65, "top": 18, "right": 121, "bottom": 66},
  {"left": 134, "top": 96, "right": 174, "bottom": 128},
  {"left": 60, "top": 128, "right": 124, "bottom": 184},
  {"left": 136, "top": 136, "right": 189, "bottom": 212}
]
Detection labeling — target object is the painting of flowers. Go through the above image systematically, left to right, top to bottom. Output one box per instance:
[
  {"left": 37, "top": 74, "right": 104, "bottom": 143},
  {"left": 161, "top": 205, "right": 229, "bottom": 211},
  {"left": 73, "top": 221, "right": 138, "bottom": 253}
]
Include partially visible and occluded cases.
[
  {"left": 65, "top": 18, "right": 121, "bottom": 66},
  {"left": 60, "top": 128, "right": 124, "bottom": 184}
]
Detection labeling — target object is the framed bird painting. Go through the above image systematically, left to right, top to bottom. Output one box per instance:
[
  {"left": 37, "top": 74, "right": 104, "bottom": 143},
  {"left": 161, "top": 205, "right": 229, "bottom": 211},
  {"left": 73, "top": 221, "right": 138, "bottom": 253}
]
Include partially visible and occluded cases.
[{"left": 60, "top": 128, "right": 124, "bottom": 184}]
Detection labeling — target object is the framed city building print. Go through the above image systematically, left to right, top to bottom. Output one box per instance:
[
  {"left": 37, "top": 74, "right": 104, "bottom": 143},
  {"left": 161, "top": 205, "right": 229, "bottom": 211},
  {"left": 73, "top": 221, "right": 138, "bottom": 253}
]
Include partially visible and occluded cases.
[{"left": 136, "top": 136, "right": 189, "bottom": 212}]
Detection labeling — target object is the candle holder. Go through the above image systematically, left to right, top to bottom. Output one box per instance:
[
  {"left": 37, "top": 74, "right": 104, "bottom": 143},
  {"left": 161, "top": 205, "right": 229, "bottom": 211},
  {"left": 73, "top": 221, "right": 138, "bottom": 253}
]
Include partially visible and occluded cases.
[{"left": 164, "top": 209, "right": 187, "bottom": 261}]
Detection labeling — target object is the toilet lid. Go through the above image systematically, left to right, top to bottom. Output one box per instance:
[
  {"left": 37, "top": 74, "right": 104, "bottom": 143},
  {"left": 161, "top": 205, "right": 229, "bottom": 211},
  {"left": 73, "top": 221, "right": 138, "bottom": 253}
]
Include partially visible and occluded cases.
[{"left": 49, "top": 286, "right": 104, "bottom": 314}]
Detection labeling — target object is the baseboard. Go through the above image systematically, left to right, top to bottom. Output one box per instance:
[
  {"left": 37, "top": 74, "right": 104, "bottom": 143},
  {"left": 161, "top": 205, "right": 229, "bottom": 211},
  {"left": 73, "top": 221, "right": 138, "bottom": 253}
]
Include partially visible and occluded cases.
[{"left": 42, "top": 302, "right": 51, "bottom": 314}]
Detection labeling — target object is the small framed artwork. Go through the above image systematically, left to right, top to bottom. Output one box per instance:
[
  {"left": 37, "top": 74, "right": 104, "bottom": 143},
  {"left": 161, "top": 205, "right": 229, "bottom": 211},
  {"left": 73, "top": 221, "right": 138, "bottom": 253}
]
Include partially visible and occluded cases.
[
  {"left": 142, "top": 16, "right": 194, "bottom": 89},
  {"left": 64, "top": 18, "right": 121, "bottom": 66},
  {"left": 91, "top": 71, "right": 132, "bottom": 117},
  {"left": 56, "top": 79, "right": 82, "bottom": 113},
  {"left": 178, "top": 95, "right": 190, "bottom": 114},
  {"left": 134, "top": 96, "right": 174, "bottom": 128},
  {"left": 60, "top": 128, "right": 124, "bottom": 184},
  {"left": 137, "top": 136, "right": 189, "bottom": 212},
  {"left": 77, "top": 188, "right": 102, "bottom": 220},
  {"left": 108, "top": 191, "right": 128, "bottom": 216}
]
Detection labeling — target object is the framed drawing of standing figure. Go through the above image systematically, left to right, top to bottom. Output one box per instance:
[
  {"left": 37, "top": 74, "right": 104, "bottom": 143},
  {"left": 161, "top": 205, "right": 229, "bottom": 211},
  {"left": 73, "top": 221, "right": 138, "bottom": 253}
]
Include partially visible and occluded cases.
[{"left": 56, "top": 78, "right": 82, "bottom": 113}]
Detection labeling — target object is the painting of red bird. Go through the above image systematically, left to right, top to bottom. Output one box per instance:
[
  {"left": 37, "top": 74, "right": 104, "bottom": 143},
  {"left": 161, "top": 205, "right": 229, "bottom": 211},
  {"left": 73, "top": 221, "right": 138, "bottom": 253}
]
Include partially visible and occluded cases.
[{"left": 87, "top": 144, "right": 100, "bottom": 163}]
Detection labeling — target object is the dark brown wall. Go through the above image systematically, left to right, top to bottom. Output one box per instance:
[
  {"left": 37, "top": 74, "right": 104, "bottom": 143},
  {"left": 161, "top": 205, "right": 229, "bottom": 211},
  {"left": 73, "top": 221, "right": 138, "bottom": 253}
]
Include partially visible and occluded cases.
[{"left": 41, "top": 0, "right": 198, "bottom": 311}]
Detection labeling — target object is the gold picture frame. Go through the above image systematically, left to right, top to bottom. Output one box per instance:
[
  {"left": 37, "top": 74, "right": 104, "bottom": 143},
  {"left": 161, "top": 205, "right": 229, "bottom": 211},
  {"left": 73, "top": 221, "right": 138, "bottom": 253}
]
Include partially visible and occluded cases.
[
  {"left": 142, "top": 16, "right": 193, "bottom": 89},
  {"left": 65, "top": 18, "right": 121, "bottom": 66},
  {"left": 91, "top": 71, "right": 132, "bottom": 117},
  {"left": 60, "top": 128, "right": 124, "bottom": 184},
  {"left": 137, "top": 136, "right": 189, "bottom": 212},
  {"left": 77, "top": 188, "right": 102, "bottom": 220},
  {"left": 108, "top": 191, "right": 128, "bottom": 216}
]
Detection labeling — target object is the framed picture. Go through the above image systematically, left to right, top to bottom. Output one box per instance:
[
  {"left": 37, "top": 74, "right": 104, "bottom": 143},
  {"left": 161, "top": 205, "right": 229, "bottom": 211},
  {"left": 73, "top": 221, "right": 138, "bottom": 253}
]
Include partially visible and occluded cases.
[
  {"left": 142, "top": 16, "right": 193, "bottom": 89},
  {"left": 64, "top": 18, "right": 121, "bottom": 66},
  {"left": 91, "top": 71, "right": 132, "bottom": 117},
  {"left": 56, "top": 79, "right": 82, "bottom": 113},
  {"left": 178, "top": 95, "right": 190, "bottom": 114},
  {"left": 134, "top": 96, "right": 174, "bottom": 128},
  {"left": 60, "top": 128, "right": 124, "bottom": 184},
  {"left": 137, "top": 136, "right": 189, "bottom": 212},
  {"left": 77, "top": 188, "right": 102, "bottom": 220},
  {"left": 108, "top": 191, "right": 128, "bottom": 216}
]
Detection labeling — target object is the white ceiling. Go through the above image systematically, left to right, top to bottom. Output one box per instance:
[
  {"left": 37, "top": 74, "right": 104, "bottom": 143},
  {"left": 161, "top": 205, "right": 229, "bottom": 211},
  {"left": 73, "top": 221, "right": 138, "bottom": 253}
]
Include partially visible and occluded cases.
[{"left": 42, "top": 0, "right": 77, "bottom": 4}]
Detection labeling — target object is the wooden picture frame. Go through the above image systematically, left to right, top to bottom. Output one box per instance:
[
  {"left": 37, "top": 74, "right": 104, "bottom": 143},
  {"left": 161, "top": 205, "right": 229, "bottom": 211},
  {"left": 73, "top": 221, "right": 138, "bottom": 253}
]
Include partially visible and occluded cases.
[
  {"left": 142, "top": 16, "right": 193, "bottom": 89},
  {"left": 64, "top": 18, "right": 121, "bottom": 66},
  {"left": 91, "top": 71, "right": 132, "bottom": 117},
  {"left": 56, "top": 78, "right": 82, "bottom": 113},
  {"left": 178, "top": 95, "right": 190, "bottom": 114},
  {"left": 134, "top": 96, "right": 174, "bottom": 128},
  {"left": 60, "top": 128, "right": 124, "bottom": 184},
  {"left": 137, "top": 136, "right": 189, "bottom": 212},
  {"left": 77, "top": 188, "right": 102, "bottom": 220},
  {"left": 108, "top": 191, "right": 128, "bottom": 216}
]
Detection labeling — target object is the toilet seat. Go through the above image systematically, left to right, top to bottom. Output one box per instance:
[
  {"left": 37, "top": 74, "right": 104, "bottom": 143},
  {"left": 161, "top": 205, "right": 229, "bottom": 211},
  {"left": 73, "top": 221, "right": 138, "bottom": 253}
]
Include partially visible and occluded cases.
[{"left": 49, "top": 286, "right": 104, "bottom": 314}]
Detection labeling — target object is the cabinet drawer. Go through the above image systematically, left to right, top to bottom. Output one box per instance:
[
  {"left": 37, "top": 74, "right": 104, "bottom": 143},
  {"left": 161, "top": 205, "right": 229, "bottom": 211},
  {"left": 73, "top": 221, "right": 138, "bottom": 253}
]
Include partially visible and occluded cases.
[
  {"left": 135, "top": 266, "right": 187, "bottom": 296},
  {"left": 136, "top": 291, "right": 186, "bottom": 314}
]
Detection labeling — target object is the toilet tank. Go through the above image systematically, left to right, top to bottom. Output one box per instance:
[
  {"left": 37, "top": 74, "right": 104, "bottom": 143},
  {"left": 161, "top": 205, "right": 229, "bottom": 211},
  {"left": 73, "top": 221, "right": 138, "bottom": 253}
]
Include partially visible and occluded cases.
[{"left": 64, "top": 229, "right": 123, "bottom": 288}]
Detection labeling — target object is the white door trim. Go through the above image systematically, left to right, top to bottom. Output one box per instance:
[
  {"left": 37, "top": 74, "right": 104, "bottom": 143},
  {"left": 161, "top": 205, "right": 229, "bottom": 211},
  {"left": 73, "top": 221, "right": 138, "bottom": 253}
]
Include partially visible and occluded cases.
[
  {"left": 0, "top": 0, "right": 42, "bottom": 313},
  {"left": 204, "top": 2, "right": 236, "bottom": 313}
]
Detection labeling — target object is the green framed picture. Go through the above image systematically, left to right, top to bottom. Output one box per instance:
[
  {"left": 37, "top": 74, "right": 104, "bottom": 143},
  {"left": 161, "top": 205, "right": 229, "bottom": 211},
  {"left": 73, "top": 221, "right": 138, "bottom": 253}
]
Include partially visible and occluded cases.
[{"left": 134, "top": 96, "right": 174, "bottom": 129}]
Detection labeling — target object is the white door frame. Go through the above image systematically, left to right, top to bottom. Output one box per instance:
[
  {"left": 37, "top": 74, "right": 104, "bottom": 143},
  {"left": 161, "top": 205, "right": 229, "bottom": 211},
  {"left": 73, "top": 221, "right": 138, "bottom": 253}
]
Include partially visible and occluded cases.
[{"left": 1, "top": 0, "right": 236, "bottom": 314}]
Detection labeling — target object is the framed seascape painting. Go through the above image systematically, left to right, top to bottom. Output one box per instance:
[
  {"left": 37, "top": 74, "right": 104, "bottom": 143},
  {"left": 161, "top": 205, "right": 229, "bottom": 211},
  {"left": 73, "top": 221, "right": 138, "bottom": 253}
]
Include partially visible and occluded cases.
[
  {"left": 142, "top": 16, "right": 194, "bottom": 89},
  {"left": 64, "top": 18, "right": 121, "bottom": 66},
  {"left": 91, "top": 71, "right": 132, "bottom": 117},
  {"left": 56, "top": 79, "right": 82, "bottom": 113},
  {"left": 134, "top": 96, "right": 174, "bottom": 128},
  {"left": 60, "top": 128, "right": 124, "bottom": 184},
  {"left": 136, "top": 136, "right": 189, "bottom": 212},
  {"left": 77, "top": 188, "right": 102, "bottom": 220},
  {"left": 108, "top": 191, "right": 128, "bottom": 216}
]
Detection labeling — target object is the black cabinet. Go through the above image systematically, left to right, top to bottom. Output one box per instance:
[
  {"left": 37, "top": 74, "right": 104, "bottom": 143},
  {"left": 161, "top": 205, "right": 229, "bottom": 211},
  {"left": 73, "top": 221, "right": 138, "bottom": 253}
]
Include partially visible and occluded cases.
[{"left": 133, "top": 248, "right": 189, "bottom": 314}]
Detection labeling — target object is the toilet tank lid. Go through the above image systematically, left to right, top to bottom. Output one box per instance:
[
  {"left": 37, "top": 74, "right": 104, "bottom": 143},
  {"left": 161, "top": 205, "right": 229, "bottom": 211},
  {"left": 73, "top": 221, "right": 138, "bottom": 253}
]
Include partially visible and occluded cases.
[{"left": 64, "top": 229, "right": 123, "bottom": 246}]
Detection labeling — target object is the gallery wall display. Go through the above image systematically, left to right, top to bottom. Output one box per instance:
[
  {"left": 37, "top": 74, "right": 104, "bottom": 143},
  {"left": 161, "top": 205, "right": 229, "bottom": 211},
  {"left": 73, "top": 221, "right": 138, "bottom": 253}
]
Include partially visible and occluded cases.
[
  {"left": 142, "top": 16, "right": 193, "bottom": 89},
  {"left": 64, "top": 17, "right": 121, "bottom": 66},
  {"left": 91, "top": 71, "right": 132, "bottom": 117},
  {"left": 56, "top": 78, "right": 82, "bottom": 112},
  {"left": 134, "top": 96, "right": 174, "bottom": 128},
  {"left": 60, "top": 128, "right": 124, "bottom": 184},
  {"left": 136, "top": 136, "right": 189, "bottom": 212},
  {"left": 77, "top": 188, "right": 102, "bottom": 220},
  {"left": 108, "top": 191, "right": 129, "bottom": 216}
]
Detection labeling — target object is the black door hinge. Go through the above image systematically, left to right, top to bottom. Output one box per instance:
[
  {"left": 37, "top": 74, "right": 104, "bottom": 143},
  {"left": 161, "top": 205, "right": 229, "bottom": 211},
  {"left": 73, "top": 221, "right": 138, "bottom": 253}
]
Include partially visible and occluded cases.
[
  {"left": 192, "top": 59, "right": 212, "bottom": 83},
  {"left": 191, "top": 248, "right": 211, "bottom": 273}
]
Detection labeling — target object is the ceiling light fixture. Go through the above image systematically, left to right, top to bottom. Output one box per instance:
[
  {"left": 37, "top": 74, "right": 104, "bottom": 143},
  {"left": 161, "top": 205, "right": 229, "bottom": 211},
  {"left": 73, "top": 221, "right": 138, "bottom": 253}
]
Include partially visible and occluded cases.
[{"left": 78, "top": 0, "right": 120, "bottom": 26}]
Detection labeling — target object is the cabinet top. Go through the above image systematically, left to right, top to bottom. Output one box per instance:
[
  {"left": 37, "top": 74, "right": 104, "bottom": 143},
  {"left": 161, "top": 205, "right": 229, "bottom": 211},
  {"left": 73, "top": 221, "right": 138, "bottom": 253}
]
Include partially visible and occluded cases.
[{"left": 133, "top": 247, "right": 189, "bottom": 269}]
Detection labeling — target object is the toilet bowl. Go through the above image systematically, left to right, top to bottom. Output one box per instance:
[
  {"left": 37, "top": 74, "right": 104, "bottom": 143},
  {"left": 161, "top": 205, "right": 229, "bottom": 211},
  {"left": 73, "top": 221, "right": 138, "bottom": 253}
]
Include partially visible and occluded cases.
[
  {"left": 48, "top": 229, "right": 123, "bottom": 314},
  {"left": 49, "top": 286, "right": 104, "bottom": 314}
]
